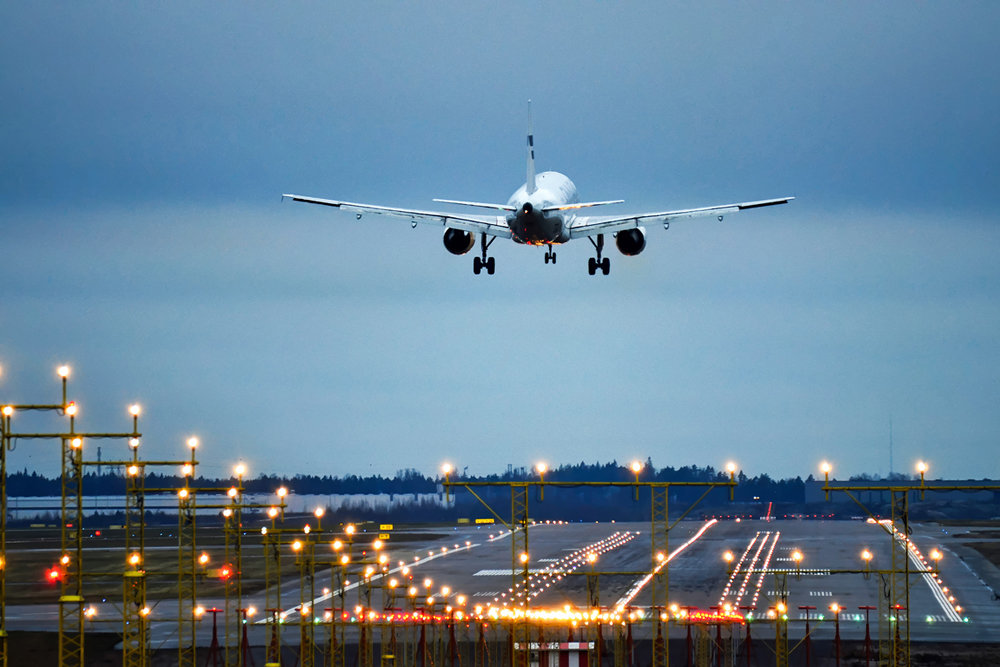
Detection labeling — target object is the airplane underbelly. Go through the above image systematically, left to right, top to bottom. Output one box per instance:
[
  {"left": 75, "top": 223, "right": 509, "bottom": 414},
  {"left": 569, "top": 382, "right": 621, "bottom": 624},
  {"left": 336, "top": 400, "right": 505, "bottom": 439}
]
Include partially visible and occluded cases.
[{"left": 510, "top": 212, "right": 566, "bottom": 245}]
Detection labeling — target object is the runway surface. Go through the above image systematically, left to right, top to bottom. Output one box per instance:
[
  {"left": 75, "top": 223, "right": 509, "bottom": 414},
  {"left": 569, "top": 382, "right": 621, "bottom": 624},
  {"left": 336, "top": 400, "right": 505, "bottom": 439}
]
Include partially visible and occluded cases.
[{"left": 6, "top": 518, "right": 1000, "bottom": 646}]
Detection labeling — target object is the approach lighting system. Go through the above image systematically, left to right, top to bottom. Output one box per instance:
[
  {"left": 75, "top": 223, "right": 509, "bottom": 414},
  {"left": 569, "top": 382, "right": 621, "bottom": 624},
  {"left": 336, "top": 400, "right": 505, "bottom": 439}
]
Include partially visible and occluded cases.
[
  {"left": 57, "top": 365, "right": 71, "bottom": 379},
  {"left": 65, "top": 402, "right": 78, "bottom": 417},
  {"left": 129, "top": 404, "right": 141, "bottom": 417},
  {"left": 2, "top": 406, "right": 13, "bottom": 417},
  {"left": 187, "top": 436, "right": 199, "bottom": 449}
]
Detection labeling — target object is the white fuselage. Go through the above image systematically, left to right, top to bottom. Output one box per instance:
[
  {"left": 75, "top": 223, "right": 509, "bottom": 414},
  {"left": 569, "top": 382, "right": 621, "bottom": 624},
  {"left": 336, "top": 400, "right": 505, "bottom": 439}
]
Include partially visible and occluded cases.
[{"left": 505, "top": 171, "right": 578, "bottom": 244}]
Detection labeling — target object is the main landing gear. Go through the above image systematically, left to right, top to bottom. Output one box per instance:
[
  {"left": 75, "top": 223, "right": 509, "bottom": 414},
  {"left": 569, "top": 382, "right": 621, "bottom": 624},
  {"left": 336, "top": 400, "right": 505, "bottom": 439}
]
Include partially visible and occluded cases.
[
  {"left": 473, "top": 234, "right": 496, "bottom": 275},
  {"left": 588, "top": 234, "right": 610, "bottom": 275},
  {"left": 544, "top": 244, "right": 557, "bottom": 264}
]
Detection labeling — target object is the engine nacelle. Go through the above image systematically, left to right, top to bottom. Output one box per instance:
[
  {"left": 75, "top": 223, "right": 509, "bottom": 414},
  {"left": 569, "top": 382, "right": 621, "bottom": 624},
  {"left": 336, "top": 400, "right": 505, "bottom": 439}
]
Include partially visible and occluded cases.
[
  {"left": 615, "top": 227, "right": 646, "bottom": 256},
  {"left": 443, "top": 228, "right": 476, "bottom": 255}
]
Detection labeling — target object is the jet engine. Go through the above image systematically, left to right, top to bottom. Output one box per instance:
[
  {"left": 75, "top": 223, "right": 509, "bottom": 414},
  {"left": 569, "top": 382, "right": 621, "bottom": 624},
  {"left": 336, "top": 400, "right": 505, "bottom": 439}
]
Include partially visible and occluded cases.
[
  {"left": 615, "top": 227, "right": 646, "bottom": 256},
  {"left": 443, "top": 228, "right": 476, "bottom": 255}
]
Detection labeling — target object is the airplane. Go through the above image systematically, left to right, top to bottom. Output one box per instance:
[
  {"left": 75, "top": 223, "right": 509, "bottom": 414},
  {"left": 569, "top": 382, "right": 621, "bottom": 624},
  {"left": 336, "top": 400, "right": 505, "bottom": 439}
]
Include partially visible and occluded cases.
[{"left": 283, "top": 106, "right": 793, "bottom": 275}]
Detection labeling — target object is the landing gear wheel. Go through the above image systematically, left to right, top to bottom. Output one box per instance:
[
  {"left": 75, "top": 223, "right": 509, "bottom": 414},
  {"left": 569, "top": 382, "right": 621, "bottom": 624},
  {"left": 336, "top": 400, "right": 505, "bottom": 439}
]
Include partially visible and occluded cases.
[
  {"left": 474, "top": 234, "right": 496, "bottom": 276},
  {"left": 587, "top": 234, "right": 608, "bottom": 276},
  {"left": 544, "top": 245, "right": 557, "bottom": 265},
  {"left": 544, "top": 252, "right": 550, "bottom": 264}
]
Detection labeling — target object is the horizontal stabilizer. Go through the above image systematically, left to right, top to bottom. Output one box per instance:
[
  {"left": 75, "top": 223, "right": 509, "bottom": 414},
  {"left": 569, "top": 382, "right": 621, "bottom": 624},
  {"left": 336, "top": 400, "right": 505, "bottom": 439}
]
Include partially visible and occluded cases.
[
  {"left": 433, "top": 198, "right": 516, "bottom": 212},
  {"left": 543, "top": 199, "right": 624, "bottom": 212}
]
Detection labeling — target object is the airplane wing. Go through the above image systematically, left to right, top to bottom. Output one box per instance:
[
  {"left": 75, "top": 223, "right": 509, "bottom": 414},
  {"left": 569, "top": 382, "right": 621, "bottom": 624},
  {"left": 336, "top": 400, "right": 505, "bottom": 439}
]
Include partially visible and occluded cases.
[
  {"left": 283, "top": 194, "right": 513, "bottom": 239},
  {"left": 568, "top": 197, "right": 794, "bottom": 239}
]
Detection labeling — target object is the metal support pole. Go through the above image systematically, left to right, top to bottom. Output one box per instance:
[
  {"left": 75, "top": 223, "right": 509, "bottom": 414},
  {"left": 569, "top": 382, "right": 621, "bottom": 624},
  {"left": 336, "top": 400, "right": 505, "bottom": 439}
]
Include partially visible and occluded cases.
[
  {"left": 0, "top": 410, "right": 9, "bottom": 667},
  {"left": 59, "top": 433, "right": 85, "bottom": 667},
  {"left": 123, "top": 457, "right": 148, "bottom": 667},
  {"left": 224, "top": 482, "right": 244, "bottom": 667},
  {"left": 511, "top": 483, "right": 529, "bottom": 667},
  {"left": 651, "top": 485, "right": 669, "bottom": 667},
  {"left": 178, "top": 486, "right": 197, "bottom": 667}
]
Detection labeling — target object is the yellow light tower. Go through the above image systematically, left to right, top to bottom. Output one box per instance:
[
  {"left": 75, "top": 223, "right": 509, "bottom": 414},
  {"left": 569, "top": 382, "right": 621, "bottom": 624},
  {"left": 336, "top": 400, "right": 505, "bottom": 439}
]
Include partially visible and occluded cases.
[
  {"left": 0, "top": 405, "right": 10, "bottom": 667},
  {"left": 177, "top": 437, "right": 199, "bottom": 667},
  {"left": 630, "top": 460, "right": 643, "bottom": 500},
  {"left": 917, "top": 460, "right": 929, "bottom": 500},
  {"left": 223, "top": 461, "right": 247, "bottom": 667},
  {"left": 442, "top": 463, "right": 453, "bottom": 501},
  {"left": 861, "top": 548, "right": 874, "bottom": 579},
  {"left": 790, "top": 549, "right": 803, "bottom": 578},
  {"left": 723, "top": 550, "right": 735, "bottom": 573}
]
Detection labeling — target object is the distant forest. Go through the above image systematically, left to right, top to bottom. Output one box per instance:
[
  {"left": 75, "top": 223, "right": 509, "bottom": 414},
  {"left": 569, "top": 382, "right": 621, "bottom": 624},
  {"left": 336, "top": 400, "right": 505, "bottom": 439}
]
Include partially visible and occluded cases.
[
  {"left": 6, "top": 460, "right": 799, "bottom": 499},
  {"left": 8, "top": 460, "right": 991, "bottom": 523},
  {"left": 7, "top": 461, "right": 804, "bottom": 524}
]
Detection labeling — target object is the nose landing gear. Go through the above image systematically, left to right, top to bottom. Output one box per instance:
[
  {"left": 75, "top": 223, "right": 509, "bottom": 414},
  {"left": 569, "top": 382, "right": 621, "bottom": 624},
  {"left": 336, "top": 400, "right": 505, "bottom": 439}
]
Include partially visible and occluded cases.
[
  {"left": 473, "top": 234, "right": 496, "bottom": 275},
  {"left": 587, "top": 234, "right": 610, "bottom": 275},
  {"left": 544, "top": 244, "right": 557, "bottom": 264}
]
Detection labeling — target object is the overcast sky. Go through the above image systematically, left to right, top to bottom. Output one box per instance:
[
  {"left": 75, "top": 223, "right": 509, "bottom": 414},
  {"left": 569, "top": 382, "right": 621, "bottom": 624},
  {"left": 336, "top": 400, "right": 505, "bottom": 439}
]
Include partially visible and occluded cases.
[{"left": 1, "top": 3, "right": 998, "bottom": 482}]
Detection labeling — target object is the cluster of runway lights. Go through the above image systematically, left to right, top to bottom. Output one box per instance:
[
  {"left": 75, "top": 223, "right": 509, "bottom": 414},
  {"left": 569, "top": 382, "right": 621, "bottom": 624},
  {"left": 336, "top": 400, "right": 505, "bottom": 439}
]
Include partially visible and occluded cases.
[
  {"left": 5, "top": 401, "right": 964, "bottom": 630},
  {"left": 822, "top": 459, "right": 967, "bottom": 623},
  {"left": 718, "top": 530, "right": 781, "bottom": 612},
  {"left": 492, "top": 531, "right": 638, "bottom": 608}
]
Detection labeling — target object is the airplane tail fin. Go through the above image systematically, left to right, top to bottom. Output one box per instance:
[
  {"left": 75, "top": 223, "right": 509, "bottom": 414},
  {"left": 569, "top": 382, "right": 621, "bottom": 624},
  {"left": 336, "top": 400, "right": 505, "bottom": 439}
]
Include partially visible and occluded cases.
[{"left": 526, "top": 100, "right": 536, "bottom": 195}]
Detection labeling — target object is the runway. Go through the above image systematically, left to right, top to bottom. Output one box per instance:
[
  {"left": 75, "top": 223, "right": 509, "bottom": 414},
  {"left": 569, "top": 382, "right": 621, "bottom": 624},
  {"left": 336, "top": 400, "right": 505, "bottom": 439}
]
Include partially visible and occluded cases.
[{"left": 5, "top": 518, "right": 1000, "bottom": 647}]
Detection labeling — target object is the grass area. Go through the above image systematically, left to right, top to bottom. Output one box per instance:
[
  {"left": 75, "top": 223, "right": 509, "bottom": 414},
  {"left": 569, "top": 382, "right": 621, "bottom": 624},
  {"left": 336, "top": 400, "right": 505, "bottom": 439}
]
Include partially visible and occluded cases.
[{"left": 962, "top": 541, "right": 1000, "bottom": 570}]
